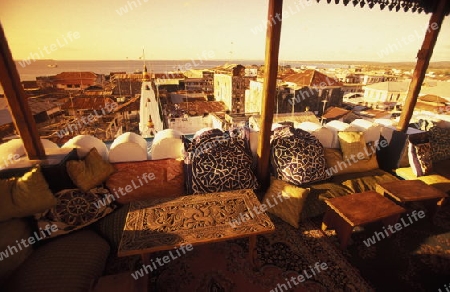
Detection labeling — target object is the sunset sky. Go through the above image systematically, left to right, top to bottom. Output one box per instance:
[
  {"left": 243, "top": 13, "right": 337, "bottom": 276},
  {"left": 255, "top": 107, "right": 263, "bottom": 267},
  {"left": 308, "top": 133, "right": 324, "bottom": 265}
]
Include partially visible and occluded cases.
[{"left": 0, "top": 0, "right": 449, "bottom": 62}]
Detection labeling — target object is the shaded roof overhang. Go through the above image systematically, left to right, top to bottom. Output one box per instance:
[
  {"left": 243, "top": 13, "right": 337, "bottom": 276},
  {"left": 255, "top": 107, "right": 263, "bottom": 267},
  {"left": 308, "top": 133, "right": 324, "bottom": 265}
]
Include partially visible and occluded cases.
[{"left": 313, "top": 0, "right": 450, "bottom": 15}]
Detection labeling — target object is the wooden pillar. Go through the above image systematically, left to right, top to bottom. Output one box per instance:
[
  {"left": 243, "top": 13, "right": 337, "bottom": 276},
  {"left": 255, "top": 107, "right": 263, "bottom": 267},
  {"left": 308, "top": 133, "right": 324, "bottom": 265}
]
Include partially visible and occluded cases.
[
  {"left": 257, "top": 0, "right": 283, "bottom": 190},
  {"left": 396, "top": 0, "right": 448, "bottom": 132},
  {"left": 0, "top": 23, "right": 45, "bottom": 159}
]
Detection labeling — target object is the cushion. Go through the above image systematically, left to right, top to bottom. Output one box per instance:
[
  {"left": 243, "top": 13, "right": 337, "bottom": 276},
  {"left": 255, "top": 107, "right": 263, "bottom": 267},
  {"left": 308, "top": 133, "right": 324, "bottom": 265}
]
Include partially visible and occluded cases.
[
  {"left": 350, "top": 119, "right": 381, "bottom": 143},
  {"left": 325, "top": 120, "right": 358, "bottom": 148},
  {"left": 270, "top": 126, "right": 329, "bottom": 186},
  {"left": 429, "top": 126, "right": 450, "bottom": 162},
  {"left": 184, "top": 127, "right": 259, "bottom": 194},
  {"left": 338, "top": 131, "right": 370, "bottom": 161},
  {"left": 408, "top": 142, "right": 433, "bottom": 177},
  {"left": 66, "top": 147, "right": 115, "bottom": 192},
  {"left": 324, "top": 147, "right": 379, "bottom": 176},
  {"left": 106, "top": 159, "right": 185, "bottom": 204},
  {"left": 434, "top": 159, "right": 450, "bottom": 179},
  {"left": 0, "top": 166, "right": 56, "bottom": 222},
  {"left": 395, "top": 167, "right": 450, "bottom": 193},
  {"left": 340, "top": 171, "right": 399, "bottom": 194},
  {"left": 262, "top": 178, "right": 310, "bottom": 228},
  {"left": 35, "top": 187, "right": 116, "bottom": 238},
  {"left": 0, "top": 218, "right": 34, "bottom": 285},
  {"left": 5, "top": 230, "right": 109, "bottom": 292}
]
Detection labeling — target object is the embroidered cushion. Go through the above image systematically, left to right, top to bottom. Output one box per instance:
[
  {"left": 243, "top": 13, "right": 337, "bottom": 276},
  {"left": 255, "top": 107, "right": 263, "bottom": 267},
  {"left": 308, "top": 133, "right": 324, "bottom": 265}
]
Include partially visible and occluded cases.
[
  {"left": 270, "top": 126, "right": 329, "bottom": 186},
  {"left": 429, "top": 126, "right": 450, "bottom": 162},
  {"left": 184, "top": 127, "right": 259, "bottom": 194},
  {"left": 408, "top": 142, "right": 433, "bottom": 177},
  {"left": 35, "top": 187, "right": 116, "bottom": 238}
]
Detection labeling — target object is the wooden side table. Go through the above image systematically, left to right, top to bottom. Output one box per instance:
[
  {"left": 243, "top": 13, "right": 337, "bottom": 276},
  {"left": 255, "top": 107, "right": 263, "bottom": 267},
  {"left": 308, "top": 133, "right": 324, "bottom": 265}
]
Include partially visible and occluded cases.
[
  {"left": 376, "top": 179, "right": 448, "bottom": 219},
  {"left": 322, "top": 191, "right": 406, "bottom": 249}
]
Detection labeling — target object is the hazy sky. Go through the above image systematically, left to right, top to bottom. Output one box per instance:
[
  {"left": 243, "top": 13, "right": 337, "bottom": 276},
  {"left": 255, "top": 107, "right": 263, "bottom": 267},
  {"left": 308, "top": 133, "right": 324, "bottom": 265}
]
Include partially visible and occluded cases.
[{"left": 0, "top": 0, "right": 449, "bottom": 62}]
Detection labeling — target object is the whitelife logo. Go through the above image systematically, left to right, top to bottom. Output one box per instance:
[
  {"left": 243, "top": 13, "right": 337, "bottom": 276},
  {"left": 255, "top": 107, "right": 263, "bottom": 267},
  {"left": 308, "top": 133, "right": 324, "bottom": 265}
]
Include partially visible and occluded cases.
[
  {"left": 55, "top": 102, "right": 118, "bottom": 138},
  {"left": 93, "top": 172, "right": 155, "bottom": 209},
  {"left": 363, "top": 210, "right": 425, "bottom": 247},
  {"left": 0, "top": 224, "right": 58, "bottom": 261},
  {"left": 131, "top": 243, "right": 193, "bottom": 280}
]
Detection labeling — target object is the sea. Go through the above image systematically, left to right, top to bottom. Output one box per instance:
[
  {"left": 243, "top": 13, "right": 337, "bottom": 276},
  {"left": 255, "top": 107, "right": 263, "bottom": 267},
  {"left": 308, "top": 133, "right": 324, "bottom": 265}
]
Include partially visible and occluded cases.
[
  {"left": 0, "top": 59, "right": 350, "bottom": 94},
  {"left": 13, "top": 59, "right": 352, "bottom": 81},
  {"left": 14, "top": 59, "right": 264, "bottom": 81}
]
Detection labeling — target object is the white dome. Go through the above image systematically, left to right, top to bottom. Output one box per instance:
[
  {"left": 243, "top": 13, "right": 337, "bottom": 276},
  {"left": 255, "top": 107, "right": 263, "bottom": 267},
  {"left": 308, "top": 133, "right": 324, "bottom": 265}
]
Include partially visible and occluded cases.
[
  {"left": 109, "top": 132, "right": 148, "bottom": 163},
  {"left": 62, "top": 135, "right": 109, "bottom": 160}
]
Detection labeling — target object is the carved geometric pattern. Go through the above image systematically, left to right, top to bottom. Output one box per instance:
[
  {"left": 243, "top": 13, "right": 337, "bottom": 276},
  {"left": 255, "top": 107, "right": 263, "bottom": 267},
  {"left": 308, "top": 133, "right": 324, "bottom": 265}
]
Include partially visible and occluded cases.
[{"left": 118, "top": 189, "right": 275, "bottom": 257}]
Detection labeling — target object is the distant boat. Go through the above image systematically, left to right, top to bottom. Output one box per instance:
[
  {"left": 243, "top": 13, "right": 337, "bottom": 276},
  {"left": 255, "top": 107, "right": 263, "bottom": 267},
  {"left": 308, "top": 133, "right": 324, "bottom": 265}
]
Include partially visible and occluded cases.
[{"left": 47, "top": 63, "right": 58, "bottom": 68}]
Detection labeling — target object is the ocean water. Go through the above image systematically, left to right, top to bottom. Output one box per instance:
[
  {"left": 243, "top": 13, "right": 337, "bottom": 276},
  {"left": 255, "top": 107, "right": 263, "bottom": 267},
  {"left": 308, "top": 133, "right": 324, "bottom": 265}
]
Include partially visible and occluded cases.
[
  {"left": 12, "top": 59, "right": 351, "bottom": 81},
  {"left": 13, "top": 59, "right": 265, "bottom": 81}
]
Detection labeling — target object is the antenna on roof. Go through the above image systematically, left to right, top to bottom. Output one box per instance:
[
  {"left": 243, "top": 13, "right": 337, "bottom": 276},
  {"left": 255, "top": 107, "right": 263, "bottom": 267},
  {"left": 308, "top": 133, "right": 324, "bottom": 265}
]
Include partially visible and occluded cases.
[
  {"left": 142, "top": 46, "right": 150, "bottom": 81},
  {"left": 142, "top": 46, "right": 146, "bottom": 68}
]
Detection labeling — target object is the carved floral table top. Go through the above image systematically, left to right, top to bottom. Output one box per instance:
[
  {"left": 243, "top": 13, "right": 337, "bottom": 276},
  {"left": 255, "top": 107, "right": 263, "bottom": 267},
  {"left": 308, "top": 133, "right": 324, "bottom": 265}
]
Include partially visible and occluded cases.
[{"left": 118, "top": 189, "right": 275, "bottom": 257}]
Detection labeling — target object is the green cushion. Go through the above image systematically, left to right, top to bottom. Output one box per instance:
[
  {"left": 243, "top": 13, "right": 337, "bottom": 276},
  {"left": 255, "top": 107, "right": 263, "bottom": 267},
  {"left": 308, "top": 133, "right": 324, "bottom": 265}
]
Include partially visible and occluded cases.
[
  {"left": 0, "top": 166, "right": 56, "bottom": 222},
  {"left": 340, "top": 170, "right": 399, "bottom": 194},
  {"left": 302, "top": 181, "right": 352, "bottom": 219},
  {"left": 91, "top": 204, "right": 130, "bottom": 252},
  {"left": 0, "top": 218, "right": 34, "bottom": 285},
  {"left": 5, "top": 230, "right": 109, "bottom": 292}
]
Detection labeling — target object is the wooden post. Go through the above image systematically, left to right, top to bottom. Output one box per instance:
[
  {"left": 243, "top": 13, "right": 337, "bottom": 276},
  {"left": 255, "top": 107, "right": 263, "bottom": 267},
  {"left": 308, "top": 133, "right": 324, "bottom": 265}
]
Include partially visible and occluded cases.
[
  {"left": 257, "top": 0, "right": 283, "bottom": 190},
  {"left": 396, "top": 0, "right": 448, "bottom": 132},
  {"left": 0, "top": 23, "right": 45, "bottom": 159}
]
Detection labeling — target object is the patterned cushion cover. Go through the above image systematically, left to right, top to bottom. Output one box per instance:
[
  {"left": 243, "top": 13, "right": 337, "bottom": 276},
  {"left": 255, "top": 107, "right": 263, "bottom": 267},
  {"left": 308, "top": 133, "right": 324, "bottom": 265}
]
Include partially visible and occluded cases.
[
  {"left": 270, "top": 126, "right": 330, "bottom": 186},
  {"left": 429, "top": 126, "right": 450, "bottom": 162},
  {"left": 183, "top": 127, "right": 259, "bottom": 194},
  {"left": 408, "top": 142, "right": 433, "bottom": 177},
  {"left": 35, "top": 187, "right": 116, "bottom": 238}
]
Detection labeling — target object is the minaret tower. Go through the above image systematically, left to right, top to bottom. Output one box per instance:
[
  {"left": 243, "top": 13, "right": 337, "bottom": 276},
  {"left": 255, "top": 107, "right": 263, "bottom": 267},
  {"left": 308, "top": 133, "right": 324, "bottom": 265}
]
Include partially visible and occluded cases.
[{"left": 143, "top": 64, "right": 150, "bottom": 81}]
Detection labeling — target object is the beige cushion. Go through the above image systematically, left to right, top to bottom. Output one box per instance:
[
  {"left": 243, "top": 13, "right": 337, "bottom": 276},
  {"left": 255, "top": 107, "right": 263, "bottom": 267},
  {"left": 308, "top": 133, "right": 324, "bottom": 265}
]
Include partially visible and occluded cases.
[
  {"left": 338, "top": 131, "right": 370, "bottom": 161},
  {"left": 66, "top": 148, "right": 115, "bottom": 192},
  {"left": 324, "top": 148, "right": 379, "bottom": 176},
  {"left": 0, "top": 166, "right": 56, "bottom": 222},
  {"left": 395, "top": 167, "right": 450, "bottom": 193},
  {"left": 262, "top": 178, "right": 310, "bottom": 228}
]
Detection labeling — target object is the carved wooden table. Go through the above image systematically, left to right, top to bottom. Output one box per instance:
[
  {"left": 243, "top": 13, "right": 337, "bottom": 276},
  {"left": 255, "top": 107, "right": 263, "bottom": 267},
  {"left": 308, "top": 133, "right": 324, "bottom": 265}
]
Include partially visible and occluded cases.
[
  {"left": 376, "top": 179, "right": 448, "bottom": 219},
  {"left": 118, "top": 189, "right": 275, "bottom": 290},
  {"left": 322, "top": 191, "right": 406, "bottom": 249}
]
